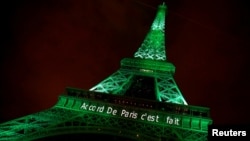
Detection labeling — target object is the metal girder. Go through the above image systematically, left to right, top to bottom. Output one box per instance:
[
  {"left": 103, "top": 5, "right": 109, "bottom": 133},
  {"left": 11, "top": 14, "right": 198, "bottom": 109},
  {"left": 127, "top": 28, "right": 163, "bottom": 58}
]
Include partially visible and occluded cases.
[
  {"left": 0, "top": 3, "right": 212, "bottom": 141},
  {"left": 134, "top": 3, "right": 167, "bottom": 61},
  {"left": 90, "top": 66, "right": 187, "bottom": 105},
  {"left": 89, "top": 69, "right": 134, "bottom": 94},
  {"left": 155, "top": 74, "right": 188, "bottom": 105},
  {"left": 0, "top": 95, "right": 210, "bottom": 140}
]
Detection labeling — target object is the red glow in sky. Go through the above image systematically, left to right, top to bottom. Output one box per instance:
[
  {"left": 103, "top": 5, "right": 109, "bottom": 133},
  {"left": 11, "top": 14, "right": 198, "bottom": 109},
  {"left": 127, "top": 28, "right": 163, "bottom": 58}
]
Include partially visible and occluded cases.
[{"left": 0, "top": 0, "right": 249, "bottom": 126}]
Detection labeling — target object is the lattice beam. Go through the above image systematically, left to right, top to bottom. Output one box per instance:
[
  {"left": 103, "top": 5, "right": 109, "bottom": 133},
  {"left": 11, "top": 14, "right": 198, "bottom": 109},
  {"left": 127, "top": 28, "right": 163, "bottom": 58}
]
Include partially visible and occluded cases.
[
  {"left": 134, "top": 3, "right": 167, "bottom": 61},
  {"left": 89, "top": 70, "right": 134, "bottom": 95},
  {"left": 155, "top": 74, "right": 188, "bottom": 105},
  {"left": 0, "top": 106, "right": 209, "bottom": 141}
]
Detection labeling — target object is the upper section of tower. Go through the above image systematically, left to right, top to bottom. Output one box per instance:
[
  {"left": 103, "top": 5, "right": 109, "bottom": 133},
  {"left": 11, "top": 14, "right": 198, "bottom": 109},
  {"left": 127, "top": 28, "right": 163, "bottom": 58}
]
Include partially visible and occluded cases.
[
  {"left": 134, "top": 3, "right": 167, "bottom": 61},
  {"left": 151, "top": 3, "right": 166, "bottom": 31}
]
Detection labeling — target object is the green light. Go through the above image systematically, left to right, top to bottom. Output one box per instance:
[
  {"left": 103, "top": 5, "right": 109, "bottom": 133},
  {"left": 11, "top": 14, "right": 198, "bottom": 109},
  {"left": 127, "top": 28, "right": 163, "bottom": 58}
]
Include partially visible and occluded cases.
[
  {"left": 0, "top": 3, "right": 212, "bottom": 141},
  {"left": 89, "top": 3, "right": 187, "bottom": 105},
  {"left": 134, "top": 4, "right": 167, "bottom": 61},
  {"left": 55, "top": 95, "right": 209, "bottom": 128}
]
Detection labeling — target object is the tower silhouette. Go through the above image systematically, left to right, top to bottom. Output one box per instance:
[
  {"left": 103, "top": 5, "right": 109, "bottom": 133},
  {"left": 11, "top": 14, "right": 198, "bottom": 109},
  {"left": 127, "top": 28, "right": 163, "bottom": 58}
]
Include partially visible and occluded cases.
[{"left": 0, "top": 3, "right": 212, "bottom": 141}]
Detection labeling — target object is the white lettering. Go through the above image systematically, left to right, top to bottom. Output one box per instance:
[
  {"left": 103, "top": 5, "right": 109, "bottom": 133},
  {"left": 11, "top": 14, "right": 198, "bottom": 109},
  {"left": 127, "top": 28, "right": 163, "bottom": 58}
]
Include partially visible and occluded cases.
[
  {"left": 80, "top": 102, "right": 184, "bottom": 126},
  {"left": 80, "top": 103, "right": 88, "bottom": 110},
  {"left": 88, "top": 105, "right": 96, "bottom": 111},
  {"left": 96, "top": 106, "right": 104, "bottom": 112},
  {"left": 106, "top": 107, "right": 117, "bottom": 115},
  {"left": 106, "top": 107, "right": 113, "bottom": 114},
  {"left": 120, "top": 109, "right": 137, "bottom": 119},
  {"left": 140, "top": 113, "right": 159, "bottom": 122},
  {"left": 141, "top": 113, "right": 147, "bottom": 120},
  {"left": 166, "top": 116, "right": 173, "bottom": 124},
  {"left": 166, "top": 116, "right": 180, "bottom": 125},
  {"left": 174, "top": 118, "right": 179, "bottom": 125},
  {"left": 212, "top": 129, "right": 247, "bottom": 136},
  {"left": 212, "top": 129, "right": 218, "bottom": 136},
  {"left": 241, "top": 131, "right": 247, "bottom": 136}
]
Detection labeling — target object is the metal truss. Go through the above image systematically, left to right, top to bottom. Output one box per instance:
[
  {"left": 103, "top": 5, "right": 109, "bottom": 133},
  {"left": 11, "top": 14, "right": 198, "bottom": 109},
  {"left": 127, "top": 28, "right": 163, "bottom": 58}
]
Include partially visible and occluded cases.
[
  {"left": 0, "top": 3, "right": 211, "bottom": 141},
  {"left": 89, "top": 3, "right": 187, "bottom": 105},
  {"left": 134, "top": 3, "right": 166, "bottom": 61},
  {"left": 134, "top": 30, "right": 166, "bottom": 61},
  {"left": 90, "top": 68, "right": 187, "bottom": 105},
  {"left": 89, "top": 69, "right": 134, "bottom": 95},
  {"left": 155, "top": 74, "right": 188, "bottom": 105},
  {"left": 0, "top": 95, "right": 210, "bottom": 141},
  {"left": 0, "top": 107, "right": 78, "bottom": 141}
]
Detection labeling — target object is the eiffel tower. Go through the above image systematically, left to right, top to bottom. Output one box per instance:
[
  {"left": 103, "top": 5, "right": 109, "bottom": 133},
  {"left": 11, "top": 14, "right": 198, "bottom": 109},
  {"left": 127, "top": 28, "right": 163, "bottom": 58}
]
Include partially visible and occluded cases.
[{"left": 0, "top": 3, "right": 212, "bottom": 141}]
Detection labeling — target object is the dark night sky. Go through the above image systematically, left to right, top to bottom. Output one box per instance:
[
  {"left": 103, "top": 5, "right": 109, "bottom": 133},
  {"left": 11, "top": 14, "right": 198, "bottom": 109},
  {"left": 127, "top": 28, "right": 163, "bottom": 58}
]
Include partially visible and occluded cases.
[{"left": 0, "top": 0, "right": 250, "bottom": 128}]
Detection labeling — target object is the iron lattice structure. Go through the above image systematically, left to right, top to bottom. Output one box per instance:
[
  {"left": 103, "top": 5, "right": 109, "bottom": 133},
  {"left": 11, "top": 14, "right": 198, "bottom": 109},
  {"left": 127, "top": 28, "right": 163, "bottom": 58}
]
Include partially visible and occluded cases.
[
  {"left": 0, "top": 3, "right": 212, "bottom": 141},
  {"left": 134, "top": 3, "right": 166, "bottom": 61},
  {"left": 90, "top": 4, "right": 187, "bottom": 105},
  {"left": 0, "top": 89, "right": 212, "bottom": 141}
]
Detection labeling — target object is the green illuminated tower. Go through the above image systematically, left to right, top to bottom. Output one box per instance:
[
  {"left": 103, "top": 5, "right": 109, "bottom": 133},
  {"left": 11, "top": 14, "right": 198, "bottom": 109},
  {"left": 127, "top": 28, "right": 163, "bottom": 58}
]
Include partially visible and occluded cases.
[{"left": 0, "top": 3, "right": 212, "bottom": 141}]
